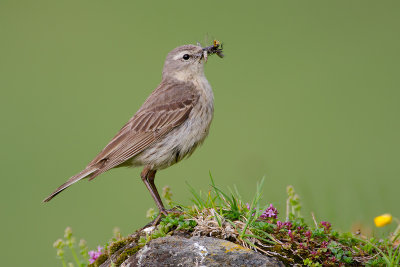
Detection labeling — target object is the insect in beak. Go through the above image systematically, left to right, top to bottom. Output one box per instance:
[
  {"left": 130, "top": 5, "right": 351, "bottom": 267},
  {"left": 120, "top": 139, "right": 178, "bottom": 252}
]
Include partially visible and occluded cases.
[{"left": 202, "top": 40, "right": 224, "bottom": 60}]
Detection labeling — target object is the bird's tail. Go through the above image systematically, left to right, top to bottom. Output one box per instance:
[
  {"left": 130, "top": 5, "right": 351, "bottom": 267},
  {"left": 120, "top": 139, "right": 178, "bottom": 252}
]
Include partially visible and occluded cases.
[{"left": 42, "top": 166, "right": 97, "bottom": 202}]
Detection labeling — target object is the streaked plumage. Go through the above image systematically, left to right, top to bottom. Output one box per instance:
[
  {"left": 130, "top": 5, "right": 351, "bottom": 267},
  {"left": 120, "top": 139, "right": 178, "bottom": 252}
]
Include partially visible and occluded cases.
[{"left": 43, "top": 43, "right": 222, "bottom": 215}]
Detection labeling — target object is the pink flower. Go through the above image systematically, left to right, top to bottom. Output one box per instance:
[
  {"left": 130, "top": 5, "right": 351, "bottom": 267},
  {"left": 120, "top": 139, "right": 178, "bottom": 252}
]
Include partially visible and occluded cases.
[
  {"left": 245, "top": 203, "right": 256, "bottom": 216},
  {"left": 246, "top": 203, "right": 251, "bottom": 210},
  {"left": 260, "top": 204, "right": 278, "bottom": 219},
  {"left": 276, "top": 221, "right": 283, "bottom": 230},
  {"left": 283, "top": 221, "right": 292, "bottom": 230},
  {"left": 320, "top": 221, "right": 331, "bottom": 232},
  {"left": 288, "top": 230, "right": 294, "bottom": 240},
  {"left": 305, "top": 230, "right": 312, "bottom": 239},
  {"left": 88, "top": 246, "right": 103, "bottom": 264},
  {"left": 311, "top": 250, "right": 318, "bottom": 257}
]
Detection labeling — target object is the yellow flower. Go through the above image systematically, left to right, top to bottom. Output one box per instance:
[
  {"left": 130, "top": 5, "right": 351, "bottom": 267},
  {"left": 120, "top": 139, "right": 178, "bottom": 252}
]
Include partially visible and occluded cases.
[{"left": 374, "top": 214, "right": 393, "bottom": 227}]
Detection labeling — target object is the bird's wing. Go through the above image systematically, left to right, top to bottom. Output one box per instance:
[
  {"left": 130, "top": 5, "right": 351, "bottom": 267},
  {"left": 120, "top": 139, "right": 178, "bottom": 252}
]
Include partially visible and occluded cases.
[{"left": 86, "top": 80, "right": 199, "bottom": 178}]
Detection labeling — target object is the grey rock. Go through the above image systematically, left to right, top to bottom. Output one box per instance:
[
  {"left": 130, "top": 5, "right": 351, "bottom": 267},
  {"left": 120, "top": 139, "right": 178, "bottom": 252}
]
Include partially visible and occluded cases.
[{"left": 121, "top": 236, "right": 284, "bottom": 267}]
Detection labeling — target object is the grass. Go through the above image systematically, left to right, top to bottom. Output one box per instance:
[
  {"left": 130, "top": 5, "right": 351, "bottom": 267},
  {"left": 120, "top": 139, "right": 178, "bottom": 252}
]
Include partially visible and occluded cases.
[{"left": 53, "top": 175, "right": 400, "bottom": 266}]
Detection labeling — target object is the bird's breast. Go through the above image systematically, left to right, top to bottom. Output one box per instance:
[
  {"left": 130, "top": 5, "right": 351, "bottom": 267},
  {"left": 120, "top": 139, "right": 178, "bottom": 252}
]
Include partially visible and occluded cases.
[
  {"left": 131, "top": 75, "right": 214, "bottom": 170},
  {"left": 176, "top": 75, "right": 214, "bottom": 158}
]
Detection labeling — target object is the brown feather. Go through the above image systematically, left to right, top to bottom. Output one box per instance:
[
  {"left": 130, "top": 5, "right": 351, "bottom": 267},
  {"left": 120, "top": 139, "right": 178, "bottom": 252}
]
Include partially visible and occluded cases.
[
  {"left": 43, "top": 79, "right": 199, "bottom": 200},
  {"left": 87, "top": 80, "right": 199, "bottom": 172},
  {"left": 42, "top": 166, "right": 98, "bottom": 202}
]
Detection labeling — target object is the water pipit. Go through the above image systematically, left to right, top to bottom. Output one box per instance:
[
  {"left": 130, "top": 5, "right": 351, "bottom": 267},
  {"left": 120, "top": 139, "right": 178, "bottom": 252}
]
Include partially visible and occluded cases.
[{"left": 44, "top": 41, "right": 223, "bottom": 221}]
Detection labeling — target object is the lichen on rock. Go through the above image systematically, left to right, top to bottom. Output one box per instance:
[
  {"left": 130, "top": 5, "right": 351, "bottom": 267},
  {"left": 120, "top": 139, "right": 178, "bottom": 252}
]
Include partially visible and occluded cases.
[{"left": 119, "top": 236, "right": 284, "bottom": 267}]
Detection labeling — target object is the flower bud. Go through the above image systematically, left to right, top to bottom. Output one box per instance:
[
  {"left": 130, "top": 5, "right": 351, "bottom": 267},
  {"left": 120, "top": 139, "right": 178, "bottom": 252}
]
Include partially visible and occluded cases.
[
  {"left": 64, "top": 227, "right": 73, "bottom": 239},
  {"left": 53, "top": 239, "right": 65, "bottom": 249},
  {"left": 79, "top": 239, "right": 87, "bottom": 249},
  {"left": 57, "top": 249, "right": 64, "bottom": 257}
]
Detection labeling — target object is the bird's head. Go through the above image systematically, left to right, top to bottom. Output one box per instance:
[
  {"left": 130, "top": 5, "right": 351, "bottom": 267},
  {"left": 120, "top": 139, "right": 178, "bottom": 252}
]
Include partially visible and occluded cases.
[{"left": 162, "top": 42, "right": 223, "bottom": 81}]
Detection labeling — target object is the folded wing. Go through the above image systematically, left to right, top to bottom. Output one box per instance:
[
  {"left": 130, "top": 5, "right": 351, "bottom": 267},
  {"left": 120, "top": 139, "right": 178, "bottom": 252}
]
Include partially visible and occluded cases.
[
  {"left": 88, "top": 79, "right": 199, "bottom": 177},
  {"left": 43, "top": 80, "right": 199, "bottom": 202}
]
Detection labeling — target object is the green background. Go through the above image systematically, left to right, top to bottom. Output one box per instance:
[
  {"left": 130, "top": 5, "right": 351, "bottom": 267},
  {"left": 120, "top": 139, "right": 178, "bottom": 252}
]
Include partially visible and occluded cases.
[{"left": 1, "top": 1, "right": 399, "bottom": 266}]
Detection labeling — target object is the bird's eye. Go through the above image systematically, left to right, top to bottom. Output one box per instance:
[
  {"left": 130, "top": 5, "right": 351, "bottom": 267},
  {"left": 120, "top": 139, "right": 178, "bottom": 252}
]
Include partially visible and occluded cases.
[{"left": 182, "top": 54, "right": 190, "bottom": 60}]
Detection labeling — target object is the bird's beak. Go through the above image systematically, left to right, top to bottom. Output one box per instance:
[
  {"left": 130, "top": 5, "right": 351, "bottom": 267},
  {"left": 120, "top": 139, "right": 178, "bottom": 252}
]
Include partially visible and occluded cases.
[{"left": 199, "top": 50, "right": 208, "bottom": 63}]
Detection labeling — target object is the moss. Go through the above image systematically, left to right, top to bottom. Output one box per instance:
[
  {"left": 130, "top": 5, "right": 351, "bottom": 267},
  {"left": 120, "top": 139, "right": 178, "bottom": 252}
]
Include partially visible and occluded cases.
[
  {"left": 109, "top": 239, "right": 129, "bottom": 255},
  {"left": 114, "top": 245, "right": 142, "bottom": 266},
  {"left": 88, "top": 253, "right": 108, "bottom": 267}
]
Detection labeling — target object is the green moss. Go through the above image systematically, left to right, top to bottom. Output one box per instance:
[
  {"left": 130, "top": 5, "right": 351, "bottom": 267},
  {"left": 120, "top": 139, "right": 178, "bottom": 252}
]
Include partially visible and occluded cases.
[
  {"left": 109, "top": 239, "right": 128, "bottom": 255},
  {"left": 114, "top": 245, "right": 141, "bottom": 266},
  {"left": 88, "top": 252, "right": 108, "bottom": 267}
]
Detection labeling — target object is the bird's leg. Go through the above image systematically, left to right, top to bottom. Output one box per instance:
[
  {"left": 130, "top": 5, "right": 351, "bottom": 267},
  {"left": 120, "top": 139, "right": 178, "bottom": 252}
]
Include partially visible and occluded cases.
[
  {"left": 140, "top": 167, "right": 167, "bottom": 224},
  {"left": 140, "top": 167, "right": 184, "bottom": 225},
  {"left": 146, "top": 169, "right": 167, "bottom": 215},
  {"left": 147, "top": 172, "right": 184, "bottom": 213}
]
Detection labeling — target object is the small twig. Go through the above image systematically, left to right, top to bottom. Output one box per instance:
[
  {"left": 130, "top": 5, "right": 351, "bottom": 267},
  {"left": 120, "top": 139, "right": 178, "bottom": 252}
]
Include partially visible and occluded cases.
[
  {"left": 286, "top": 198, "right": 290, "bottom": 222},
  {"left": 311, "top": 212, "right": 318, "bottom": 228},
  {"left": 253, "top": 244, "right": 275, "bottom": 256}
]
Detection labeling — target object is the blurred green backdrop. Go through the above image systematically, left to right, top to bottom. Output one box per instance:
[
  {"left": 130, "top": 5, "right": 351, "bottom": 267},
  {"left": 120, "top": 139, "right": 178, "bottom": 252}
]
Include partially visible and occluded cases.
[{"left": 1, "top": 1, "right": 399, "bottom": 266}]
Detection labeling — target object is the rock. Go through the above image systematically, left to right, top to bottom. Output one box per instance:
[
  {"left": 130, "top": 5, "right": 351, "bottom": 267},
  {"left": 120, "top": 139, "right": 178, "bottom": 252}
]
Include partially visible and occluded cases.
[{"left": 120, "top": 236, "right": 284, "bottom": 267}]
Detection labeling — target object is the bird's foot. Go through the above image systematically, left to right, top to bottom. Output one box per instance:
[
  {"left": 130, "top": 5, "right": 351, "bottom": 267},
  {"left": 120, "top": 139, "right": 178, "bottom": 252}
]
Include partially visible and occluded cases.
[{"left": 166, "top": 205, "right": 184, "bottom": 214}]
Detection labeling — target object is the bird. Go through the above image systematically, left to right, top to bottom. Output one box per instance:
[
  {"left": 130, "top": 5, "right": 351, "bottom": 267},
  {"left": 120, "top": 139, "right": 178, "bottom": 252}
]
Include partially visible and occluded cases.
[{"left": 43, "top": 42, "right": 224, "bottom": 219}]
